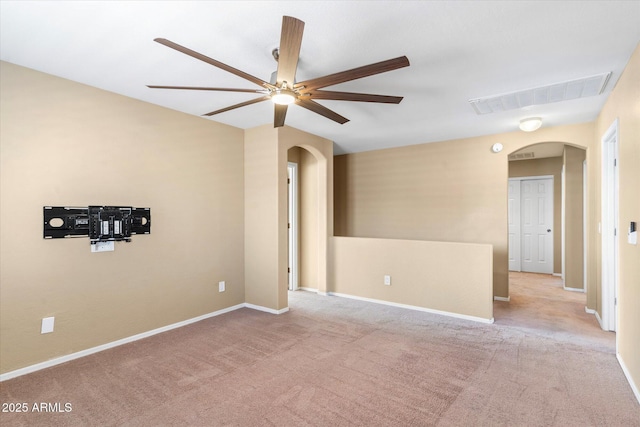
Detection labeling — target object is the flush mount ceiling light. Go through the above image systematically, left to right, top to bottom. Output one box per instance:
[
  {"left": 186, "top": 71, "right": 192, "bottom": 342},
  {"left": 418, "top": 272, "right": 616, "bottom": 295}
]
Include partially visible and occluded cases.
[{"left": 519, "top": 117, "right": 542, "bottom": 132}]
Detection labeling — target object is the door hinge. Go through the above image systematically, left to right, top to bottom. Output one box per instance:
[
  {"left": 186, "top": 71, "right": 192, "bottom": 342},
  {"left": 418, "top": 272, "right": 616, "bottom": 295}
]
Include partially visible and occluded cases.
[
  {"left": 614, "top": 158, "right": 617, "bottom": 167},
  {"left": 287, "top": 178, "right": 290, "bottom": 184},
  {"left": 288, "top": 222, "right": 290, "bottom": 229},
  {"left": 288, "top": 267, "right": 290, "bottom": 273}
]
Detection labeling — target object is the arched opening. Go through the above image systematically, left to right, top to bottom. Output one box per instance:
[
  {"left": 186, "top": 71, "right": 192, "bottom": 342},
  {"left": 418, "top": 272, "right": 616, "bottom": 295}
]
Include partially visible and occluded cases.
[
  {"left": 276, "top": 127, "right": 333, "bottom": 311},
  {"left": 501, "top": 141, "right": 589, "bottom": 332},
  {"left": 287, "top": 146, "right": 321, "bottom": 294}
]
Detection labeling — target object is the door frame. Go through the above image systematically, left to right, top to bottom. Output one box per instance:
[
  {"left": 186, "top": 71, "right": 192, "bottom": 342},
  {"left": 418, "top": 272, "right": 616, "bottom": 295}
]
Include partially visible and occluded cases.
[
  {"left": 601, "top": 119, "right": 619, "bottom": 332},
  {"left": 583, "top": 160, "right": 588, "bottom": 293},
  {"left": 287, "top": 162, "right": 299, "bottom": 291},
  {"left": 508, "top": 175, "right": 555, "bottom": 274}
]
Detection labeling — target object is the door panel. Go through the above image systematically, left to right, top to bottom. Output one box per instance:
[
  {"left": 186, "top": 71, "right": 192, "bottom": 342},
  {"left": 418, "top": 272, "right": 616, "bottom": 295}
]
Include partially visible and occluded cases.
[{"left": 521, "top": 178, "right": 553, "bottom": 274}]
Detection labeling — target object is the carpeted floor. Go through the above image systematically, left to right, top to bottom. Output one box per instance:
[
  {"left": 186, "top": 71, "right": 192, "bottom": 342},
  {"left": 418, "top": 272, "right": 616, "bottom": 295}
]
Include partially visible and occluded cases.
[{"left": 1, "top": 272, "right": 638, "bottom": 426}]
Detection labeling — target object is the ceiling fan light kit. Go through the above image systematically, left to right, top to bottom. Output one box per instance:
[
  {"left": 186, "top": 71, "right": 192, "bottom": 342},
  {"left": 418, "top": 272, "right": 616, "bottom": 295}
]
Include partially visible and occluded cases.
[
  {"left": 148, "top": 16, "right": 409, "bottom": 128},
  {"left": 271, "top": 87, "right": 296, "bottom": 105},
  {"left": 519, "top": 117, "right": 542, "bottom": 132}
]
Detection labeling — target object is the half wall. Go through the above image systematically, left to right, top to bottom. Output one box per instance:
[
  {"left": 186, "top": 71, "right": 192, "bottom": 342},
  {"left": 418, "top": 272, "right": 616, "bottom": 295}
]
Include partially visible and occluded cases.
[{"left": 331, "top": 237, "right": 493, "bottom": 322}]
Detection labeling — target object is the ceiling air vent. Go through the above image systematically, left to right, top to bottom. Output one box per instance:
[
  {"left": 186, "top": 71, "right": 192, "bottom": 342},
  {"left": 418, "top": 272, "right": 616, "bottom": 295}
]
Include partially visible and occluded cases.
[
  {"left": 469, "top": 72, "right": 612, "bottom": 115},
  {"left": 508, "top": 152, "right": 535, "bottom": 161}
]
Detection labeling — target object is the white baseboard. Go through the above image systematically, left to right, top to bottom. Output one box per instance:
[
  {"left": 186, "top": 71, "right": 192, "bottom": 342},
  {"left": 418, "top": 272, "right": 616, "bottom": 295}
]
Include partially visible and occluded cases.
[
  {"left": 553, "top": 273, "right": 563, "bottom": 277},
  {"left": 563, "top": 286, "right": 585, "bottom": 293},
  {"left": 298, "top": 287, "right": 318, "bottom": 293},
  {"left": 328, "top": 292, "right": 494, "bottom": 324},
  {"left": 493, "top": 296, "right": 510, "bottom": 302},
  {"left": 0, "top": 301, "right": 292, "bottom": 382},
  {"left": 0, "top": 303, "right": 246, "bottom": 382},
  {"left": 244, "top": 303, "right": 289, "bottom": 315},
  {"left": 585, "top": 307, "right": 604, "bottom": 329},
  {"left": 594, "top": 310, "right": 604, "bottom": 329},
  {"left": 617, "top": 353, "right": 640, "bottom": 405}
]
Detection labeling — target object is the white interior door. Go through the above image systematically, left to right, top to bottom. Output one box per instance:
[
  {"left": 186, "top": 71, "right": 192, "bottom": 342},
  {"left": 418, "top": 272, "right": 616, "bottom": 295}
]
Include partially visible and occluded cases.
[
  {"left": 521, "top": 178, "right": 554, "bottom": 274},
  {"left": 508, "top": 179, "right": 521, "bottom": 271}
]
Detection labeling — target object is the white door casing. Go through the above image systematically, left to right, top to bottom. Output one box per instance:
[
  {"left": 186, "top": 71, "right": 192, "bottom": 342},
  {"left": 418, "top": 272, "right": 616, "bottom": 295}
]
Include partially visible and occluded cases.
[
  {"left": 601, "top": 120, "right": 619, "bottom": 332},
  {"left": 508, "top": 176, "right": 554, "bottom": 274}
]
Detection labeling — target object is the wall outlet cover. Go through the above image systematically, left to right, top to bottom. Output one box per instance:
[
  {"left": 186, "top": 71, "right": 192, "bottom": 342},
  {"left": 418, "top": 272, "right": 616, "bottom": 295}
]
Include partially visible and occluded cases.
[
  {"left": 91, "top": 241, "right": 114, "bottom": 252},
  {"left": 219, "top": 281, "right": 226, "bottom": 292},
  {"left": 41, "top": 317, "right": 55, "bottom": 334}
]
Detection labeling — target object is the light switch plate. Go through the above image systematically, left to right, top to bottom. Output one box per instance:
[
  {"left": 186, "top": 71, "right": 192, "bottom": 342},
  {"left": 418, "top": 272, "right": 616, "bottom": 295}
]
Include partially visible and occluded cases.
[{"left": 219, "top": 281, "right": 225, "bottom": 292}]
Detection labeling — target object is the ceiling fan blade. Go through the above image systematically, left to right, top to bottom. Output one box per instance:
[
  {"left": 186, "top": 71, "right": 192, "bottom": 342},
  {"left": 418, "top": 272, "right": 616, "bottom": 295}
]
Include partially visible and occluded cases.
[
  {"left": 276, "top": 16, "right": 305, "bottom": 87},
  {"left": 154, "top": 38, "right": 274, "bottom": 89},
  {"left": 295, "top": 56, "right": 410, "bottom": 92},
  {"left": 147, "top": 85, "right": 268, "bottom": 93},
  {"left": 301, "top": 90, "right": 404, "bottom": 104},
  {"left": 202, "top": 95, "right": 271, "bottom": 117},
  {"left": 296, "top": 99, "right": 349, "bottom": 124},
  {"left": 274, "top": 104, "right": 288, "bottom": 128}
]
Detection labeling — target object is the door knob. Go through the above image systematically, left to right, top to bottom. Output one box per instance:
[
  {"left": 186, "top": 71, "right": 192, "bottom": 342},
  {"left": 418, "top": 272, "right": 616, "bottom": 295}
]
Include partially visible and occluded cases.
[{"left": 547, "top": 229, "right": 551, "bottom": 232}]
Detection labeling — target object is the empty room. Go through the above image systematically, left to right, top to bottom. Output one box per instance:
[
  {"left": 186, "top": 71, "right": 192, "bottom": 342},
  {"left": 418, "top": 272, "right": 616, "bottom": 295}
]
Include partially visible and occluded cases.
[{"left": 1, "top": 1, "right": 639, "bottom": 425}]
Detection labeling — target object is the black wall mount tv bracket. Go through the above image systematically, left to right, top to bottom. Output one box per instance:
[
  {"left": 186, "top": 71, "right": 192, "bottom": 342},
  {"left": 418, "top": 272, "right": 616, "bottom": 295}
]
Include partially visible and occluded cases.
[{"left": 44, "top": 206, "right": 151, "bottom": 243}]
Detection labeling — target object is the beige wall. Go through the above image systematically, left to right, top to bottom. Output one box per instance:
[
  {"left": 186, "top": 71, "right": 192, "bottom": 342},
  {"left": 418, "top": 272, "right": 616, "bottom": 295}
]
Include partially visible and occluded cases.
[
  {"left": 593, "top": 44, "right": 640, "bottom": 397},
  {"left": 0, "top": 62, "right": 245, "bottom": 374},
  {"left": 334, "top": 123, "right": 592, "bottom": 298},
  {"left": 244, "top": 125, "right": 280, "bottom": 310},
  {"left": 245, "top": 125, "right": 333, "bottom": 311},
  {"left": 563, "top": 146, "right": 586, "bottom": 290},
  {"left": 299, "top": 149, "right": 320, "bottom": 289},
  {"left": 509, "top": 156, "right": 563, "bottom": 274},
  {"left": 332, "top": 237, "right": 493, "bottom": 321}
]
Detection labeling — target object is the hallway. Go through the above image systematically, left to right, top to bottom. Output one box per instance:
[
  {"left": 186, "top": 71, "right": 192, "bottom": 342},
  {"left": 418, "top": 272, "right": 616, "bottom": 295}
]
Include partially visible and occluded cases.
[{"left": 494, "top": 272, "right": 615, "bottom": 350}]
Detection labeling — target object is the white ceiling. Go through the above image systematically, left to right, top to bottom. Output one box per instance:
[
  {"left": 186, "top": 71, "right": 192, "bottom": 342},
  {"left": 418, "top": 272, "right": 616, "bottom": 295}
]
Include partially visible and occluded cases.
[{"left": 1, "top": 1, "right": 638, "bottom": 154}]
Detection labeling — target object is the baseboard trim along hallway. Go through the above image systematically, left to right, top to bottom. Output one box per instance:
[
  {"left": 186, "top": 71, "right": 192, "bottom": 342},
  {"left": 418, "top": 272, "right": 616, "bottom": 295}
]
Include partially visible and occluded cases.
[{"left": 617, "top": 353, "right": 640, "bottom": 404}]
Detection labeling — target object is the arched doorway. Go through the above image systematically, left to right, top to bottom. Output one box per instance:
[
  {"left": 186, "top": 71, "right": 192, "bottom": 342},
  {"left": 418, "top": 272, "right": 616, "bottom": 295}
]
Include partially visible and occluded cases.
[
  {"left": 276, "top": 126, "right": 333, "bottom": 310},
  {"left": 498, "top": 141, "right": 595, "bottom": 337},
  {"left": 507, "top": 142, "right": 586, "bottom": 291},
  {"left": 287, "top": 146, "right": 321, "bottom": 293}
]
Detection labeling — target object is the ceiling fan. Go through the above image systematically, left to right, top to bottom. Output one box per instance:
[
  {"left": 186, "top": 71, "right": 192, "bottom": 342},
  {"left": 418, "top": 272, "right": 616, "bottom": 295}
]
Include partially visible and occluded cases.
[{"left": 148, "top": 16, "right": 410, "bottom": 127}]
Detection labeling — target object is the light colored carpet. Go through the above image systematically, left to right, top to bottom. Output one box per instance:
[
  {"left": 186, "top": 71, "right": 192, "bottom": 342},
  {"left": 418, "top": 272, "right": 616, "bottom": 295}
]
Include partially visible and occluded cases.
[{"left": 1, "top": 273, "right": 638, "bottom": 426}]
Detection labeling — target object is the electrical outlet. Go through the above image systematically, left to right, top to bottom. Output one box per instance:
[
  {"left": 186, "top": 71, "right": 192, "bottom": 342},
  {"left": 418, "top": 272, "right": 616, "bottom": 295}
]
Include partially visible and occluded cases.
[
  {"left": 91, "top": 241, "right": 114, "bottom": 252},
  {"left": 384, "top": 275, "right": 391, "bottom": 286},
  {"left": 218, "top": 281, "right": 225, "bottom": 292},
  {"left": 41, "top": 317, "right": 55, "bottom": 334}
]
